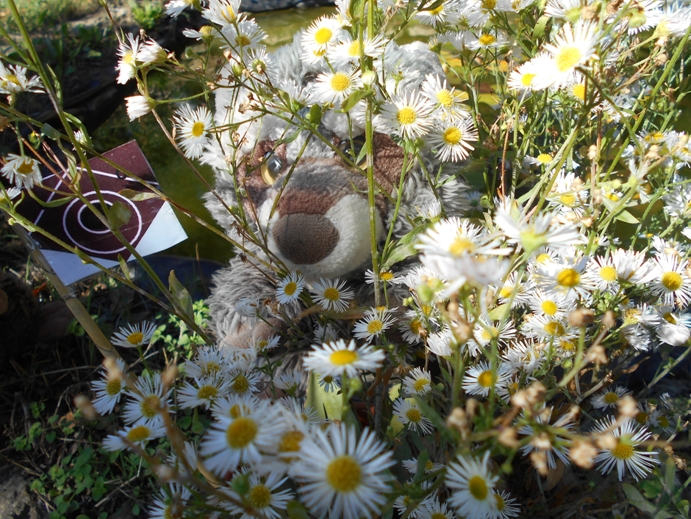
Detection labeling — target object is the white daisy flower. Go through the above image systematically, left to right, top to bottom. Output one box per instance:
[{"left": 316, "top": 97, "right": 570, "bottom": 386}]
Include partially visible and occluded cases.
[
  {"left": 165, "top": 0, "right": 195, "bottom": 17},
  {"left": 203, "top": 0, "right": 244, "bottom": 27},
  {"left": 416, "top": 0, "right": 460, "bottom": 27},
  {"left": 545, "top": 0, "right": 589, "bottom": 21},
  {"left": 302, "top": 16, "right": 343, "bottom": 61},
  {"left": 220, "top": 19, "right": 266, "bottom": 51},
  {"left": 536, "top": 22, "right": 600, "bottom": 89},
  {"left": 465, "top": 31, "right": 510, "bottom": 51},
  {"left": 116, "top": 33, "right": 140, "bottom": 85},
  {"left": 327, "top": 33, "right": 386, "bottom": 67},
  {"left": 138, "top": 39, "right": 167, "bottom": 65},
  {"left": 507, "top": 54, "right": 552, "bottom": 93},
  {"left": 0, "top": 61, "right": 42, "bottom": 94},
  {"left": 312, "top": 68, "right": 362, "bottom": 107},
  {"left": 421, "top": 74, "right": 470, "bottom": 120},
  {"left": 377, "top": 92, "right": 434, "bottom": 140},
  {"left": 125, "top": 95, "right": 153, "bottom": 121},
  {"left": 174, "top": 104, "right": 213, "bottom": 159},
  {"left": 429, "top": 118, "right": 478, "bottom": 162},
  {"left": 1, "top": 154, "right": 42, "bottom": 190},
  {"left": 645, "top": 253, "right": 691, "bottom": 307},
  {"left": 534, "top": 256, "right": 596, "bottom": 299},
  {"left": 364, "top": 269, "right": 401, "bottom": 285},
  {"left": 275, "top": 272, "right": 305, "bottom": 304},
  {"left": 309, "top": 278, "right": 354, "bottom": 312},
  {"left": 526, "top": 290, "right": 576, "bottom": 320},
  {"left": 655, "top": 307, "right": 691, "bottom": 346},
  {"left": 352, "top": 308, "right": 395, "bottom": 344},
  {"left": 522, "top": 314, "right": 579, "bottom": 343},
  {"left": 111, "top": 321, "right": 157, "bottom": 348},
  {"left": 427, "top": 326, "right": 457, "bottom": 357},
  {"left": 252, "top": 335, "right": 280, "bottom": 354},
  {"left": 303, "top": 339, "right": 386, "bottom": 377},
  {"left": 502, "top": 340, "right": 544, "bottom": 374},
  {"left": 183, "top": 346, "right": 232, "bottom": 378},
  {"left": 91, "top": 358, "right": 128, "bottom": 415},
  {"left": 463, "top": 361, "right": 513, "bottom": 397},
  {"left": 402, "top": 367, "right": 433, "bottom": 396},
  {"left": 228, "top": 369, "right": 262, "bottom": 396},
  {"left": 273, "top": 371, "right": 304, "bottom": 396},
  {"left": 122, "top": 373, "right": 173, "bottom": 426},
  {"left": 317, "top": 373, "right": 342, "bottom": 393},
  {"left": 178, "top": 375, "right": 232, "bottom": 410},
  {"left": 591, "top": 385, "right": 632, "bottom": 410},
  {"left": 211, "top": 393, "right": 261, "bottom": 421},
  {"left": 393, "top": 398, "right": 434, "bottom": 434},
  {"left": 200, "top": 399, "right": 283, "bottom": 475},
  {"left": 519, "top": 406, "right": 574, "bottom": 470},
  {"left": 591, "top": 417, "right": 659, "bottom": 481},
  {"left": 103, "top": 421, "right": 166, "bottom": 452},
  {"left": 292, "top": 423, "right": 395, "bottom": 519},
  {"left": 445, "top": 451, "right": 498, "bottom": 519},
  {"left": 402, "top": 458, "right": 444, "bottom": 475},
  {"left": 226, "top": 470, "right": 294, "bottom": 519},
  {"left": 394, "top": 479, "right": 435, "bottom": 518},
  {"left": 149, "top": 484, "right": 191, "bottom": 519},
  {"left": 490, "top": 490, "right": 520, "bottom": 519},
  {"left": 418, "top": 499, "right": 456, "bottom": 519}
]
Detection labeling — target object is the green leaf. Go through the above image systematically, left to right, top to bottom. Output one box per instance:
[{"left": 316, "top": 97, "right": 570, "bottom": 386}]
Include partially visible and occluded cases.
[
  {"left": 348, "top": 0, "right": 365, "bottom": 21},
  {"left": 419, "top": 0, "right": 444, "bottom": 11},
  {"left": 533, "top": 15, "right": 551, "bottom": 39},
  {"left": 339, "top": 89, "right": 368, "bottom": 113},
  {"left": 308, "top": 104, "right": 322, "bottom": 127},
  {"left": 41, "top": 123, "right": 61, "bottom": 141},
  {"left": 118, "top": 188, "right": 158, "bottom": 202},
  {"left": 601, "top": 197, "right": 639, "bottom": 224},
  {"left": 107, "top": 201, "right": 131, "bottom": 229},
  {"left": 381, "top": 222, "right": 429, "bottom": 269},
  {"left": 118, "top": 255, "right": 131, "bottom": 280},
  {"left": 169, "top": 270, "right": 194, "bottom": 320},
  {"left": 488, "top": 303, "right": 510, "bottom": 321},
  {"left": 622, "top": 483, "right": 672, "bottom": 519},
  {"left": 287, "top": 501, "right": 311, "bottom": 519}
]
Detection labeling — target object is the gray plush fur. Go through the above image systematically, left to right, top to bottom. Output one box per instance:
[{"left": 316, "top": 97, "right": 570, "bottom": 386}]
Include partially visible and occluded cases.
[{"left": 202, "top": 34, "right": 473, "bottom": 349}]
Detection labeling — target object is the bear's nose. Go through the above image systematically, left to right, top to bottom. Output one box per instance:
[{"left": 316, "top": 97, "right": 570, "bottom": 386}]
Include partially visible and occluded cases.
[{"left": 272, "top": 213, "right": 339, "bottom": 265}]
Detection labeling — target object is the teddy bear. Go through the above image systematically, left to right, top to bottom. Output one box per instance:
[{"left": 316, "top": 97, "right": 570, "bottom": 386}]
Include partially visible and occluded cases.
[{"left": 201, "top": 35, "right": 474, "bottom": 351}]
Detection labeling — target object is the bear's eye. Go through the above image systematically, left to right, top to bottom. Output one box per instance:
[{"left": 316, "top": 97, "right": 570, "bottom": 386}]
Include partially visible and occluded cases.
[
  {"left": 340, "top": 136, "right": 367, "bottom": 169},
  {"left": 260, "top": 151, "right": 283, "bottom": 185}
]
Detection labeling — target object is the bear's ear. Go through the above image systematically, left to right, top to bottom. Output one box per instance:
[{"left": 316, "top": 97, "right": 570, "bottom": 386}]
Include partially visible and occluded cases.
[{"left": 238, "top": 140, "right": 288, "bottom": 218}]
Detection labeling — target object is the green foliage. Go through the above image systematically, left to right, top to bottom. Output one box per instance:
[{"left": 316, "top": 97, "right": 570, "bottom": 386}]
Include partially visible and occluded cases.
[
  {"left": 0, "top": 0, "right": 100, "bottom": 32},
  {"left": 129, "top": 0, "right": 164, "bottom": 31},
  {"left": 152, "top": 299, "right": 210, "bottom": 357}
]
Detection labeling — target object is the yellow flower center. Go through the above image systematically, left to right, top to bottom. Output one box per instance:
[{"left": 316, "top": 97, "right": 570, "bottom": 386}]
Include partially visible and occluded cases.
[
  {"left": 483, "top": 0, "right": 497, "bottom": 8},
  {"left": 427, "top": 5, "right": 444, "bottom": 15},
  {"left": 224, "top": 6, "right": 236, "bottom": 21},
  {"left": 200, "top": 26, "right": 214, "bottom": 37},
  {"left": 314, "top": 27, "right": 333, "bottom": 45},
  {"left": 479, "top": 34, "right": 496, "bottom": 46},
  {"left": 236, "top": 35, "right": 251, "bottom": 47},
  {"left": 348, "top": 41, "right": 361, "bottom": 57},
  {"left": 555, "top": 47, "right": 583, "bottom": 73},
  {"left": 123, "top": 51, "right": 135, "bottom": 65},
  {"left": 330, "top": 72, "right": 351, "bottom": 92},
  {"left": 521, "top": 73, "right": 536, "bottom": 87},
  {"left": 572, "top": 83, "right": 586, "bottom": 101},
  {"left": 436, "top": 89, "right": 454, "bottom": 107},
  {"left": 397, "top": 107, "right": 417, "bottom": 125},
  {"left": 191, "top": 121, "right": 205, "bottom": 137},
  {"left": 442, "top": 127, "right": 462, "bottom": 146},
  {"left": 537, "top": 153, "right": 553, "bottom": 164},
  {"left": 16, "top": 159, "right": 35, "bottom": 175},
  {"left": 559, "top": 193, "right": 576, "bottom": 206},
  {"left": 449, "top": 236, "right": 475, "bottom": 256},
  {"left": 536, "top": 253, "right": 551, "bottom": 264},
  {"left": 599, "top": 266, "right": 618, "bottom": 282},
  {"left": 556, "top": 268, "right": 581, "bottom": 288},
  {"left": 381, "top": 271, "right": 394, "bottom": 281},
  {"left": 661, "top": 271, "right": 683, "bottom": 291},
  {"left": 283, "top": 281, "right": 297, "bottom": 296},
  {"left": 499, "top": 286, "right": 513, "bottom": 298},
  {"left": 323, "top": 287, "right": 340, "bottom": 301},
  {"left": 541, "top": 300, "right": 558, "bottom": 316},
  {"left": 662, "top": 312, "right": 677, "bottom": 325},
  {"left": 366, "top": 319, "right": 384, "bottom": 334},
  {"left": 409, "top": 319, "right": 422, "bottom": 335},
  {"left": 544, "top": 321, "right": 565, "bottom": 336},
  {"left": 127, "top": 331, "right": 144, "bottom": 345},
  {"left": 560, "top": 340, "right": 575, "bottom": 351},
  {"left": 330, "top": 350, "right": 358, "bottom": 366},
  {"left": 203, "top": 362, "right": 220, "bottom": 376},
  {"left": 478, "top": 370, "right": 494, "bottom": 387},
  {"left": 232, "top": 375, "right": 250, "bottom": 394},
  {"left": 323, "top": 375, "right": 334, "bottom": 384},
  {"left": 105, "top": 378, "right": 122, "bottom": 396},
  {"left": 413, "top": 378, "right": 430, "bottom": 392},
  {"left": 197, "top": 385, "right": 218, "bottom": 400},
  {"left": 603, "top": 391, "right": 619, "bottom": 404},
  {"left": 140, "top": 395, "right": 161, "bottom": 418},
  {"left": 228, "top": 403, "right": 251, "bottom": 419},
  {"left": 405, "top": 408, "right": 422, "bottom": 423},
  {"left": 635, "top": 411, "right": 647, "bottom": 425},
  {"left": 659, "top": 416, "right": 670, "bottom": 427},
  {"left": 226, "top": 417, "right": 258, "bottom": 448},
  {"left": 126, "top": 425, "right": 151, "bottom": 442},
  {"left": 279, "top": 430, "right": 304, "bottom": 453},
  {"left": 610, "top": 441, "right": 634, "bottom": 460},
  {"left": 326, "top": 455, "right": 362, "bottom": 492},
  {"left": 425, "top": 460, "right": 434, "bottom": 471},
  {"left": 468, "top": 475, "right": 489, "bottom": 500},
  {"left": 248, "top": 484, "right": 272, "bottom": 509},
  {"left": 495, "top": 492, "right": 506, "bottom": 510},
  {"left": 163, "top": 503, "right": 182, "bottom": 519},
  {"left": 431, "top": 514, "right": 447, "bottom": 519}
]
